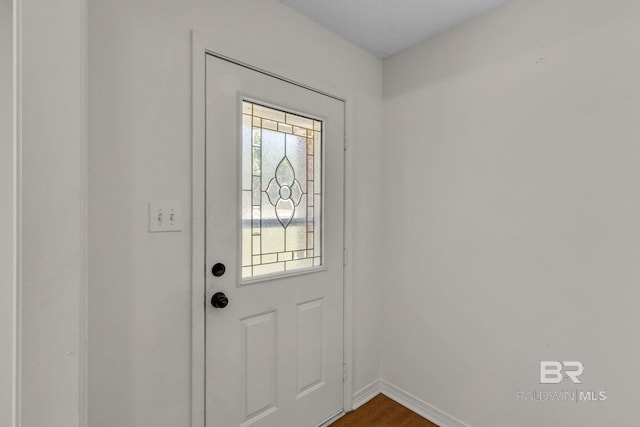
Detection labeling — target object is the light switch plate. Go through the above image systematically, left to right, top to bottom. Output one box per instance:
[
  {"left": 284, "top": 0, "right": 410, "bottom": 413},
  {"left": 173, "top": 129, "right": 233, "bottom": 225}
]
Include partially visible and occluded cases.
[{"left": 149, "top": 201, "right": 182, "bottom": 232}]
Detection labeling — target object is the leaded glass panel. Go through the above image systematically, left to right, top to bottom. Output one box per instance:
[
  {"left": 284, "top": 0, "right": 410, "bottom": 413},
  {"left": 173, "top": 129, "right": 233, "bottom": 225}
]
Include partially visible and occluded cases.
[{"left": 241, "top": 101, "right": 322, "bottom": 280}]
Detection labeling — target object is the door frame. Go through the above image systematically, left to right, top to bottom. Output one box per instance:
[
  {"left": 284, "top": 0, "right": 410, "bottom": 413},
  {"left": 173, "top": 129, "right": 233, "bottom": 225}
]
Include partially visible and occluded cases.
[{"left": 190, "top": 31, "right": 355, "bottom": 427}]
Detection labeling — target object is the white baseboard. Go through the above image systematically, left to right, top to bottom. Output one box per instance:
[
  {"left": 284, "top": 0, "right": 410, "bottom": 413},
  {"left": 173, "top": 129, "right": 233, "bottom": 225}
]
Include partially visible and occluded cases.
[
  {"left": 351, "top": 379, "right": 382, "bottom": 410},
  {"left": 381, "top": 380, "right": 472, "bottom": 427}
]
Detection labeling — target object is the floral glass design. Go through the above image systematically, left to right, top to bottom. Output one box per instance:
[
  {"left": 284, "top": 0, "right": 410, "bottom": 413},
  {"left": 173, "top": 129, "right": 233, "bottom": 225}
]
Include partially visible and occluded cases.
[
  {"left": 241, "top": 101, "right": 322, "bottom": 280},
  {"left": 265, "top": 157, "right": 304, "bottom": 228}
]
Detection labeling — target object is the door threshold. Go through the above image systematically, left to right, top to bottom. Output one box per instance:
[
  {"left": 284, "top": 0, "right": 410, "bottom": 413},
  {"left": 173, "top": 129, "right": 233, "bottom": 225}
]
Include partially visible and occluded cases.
[{"left": 318, "top": 410, "right": 345, "bottom": 427}]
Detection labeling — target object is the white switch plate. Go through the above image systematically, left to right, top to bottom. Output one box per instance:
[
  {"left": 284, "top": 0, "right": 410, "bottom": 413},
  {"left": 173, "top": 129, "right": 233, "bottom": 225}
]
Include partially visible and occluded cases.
[{"left": 149, "top": 201, "right": 182, "bottom": 232}]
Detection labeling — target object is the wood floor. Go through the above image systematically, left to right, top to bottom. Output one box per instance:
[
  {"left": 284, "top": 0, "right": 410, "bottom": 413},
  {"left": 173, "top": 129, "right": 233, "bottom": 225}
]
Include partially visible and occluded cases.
[{"left": 331, "top": 394, "right": 439, "bottom": 427}]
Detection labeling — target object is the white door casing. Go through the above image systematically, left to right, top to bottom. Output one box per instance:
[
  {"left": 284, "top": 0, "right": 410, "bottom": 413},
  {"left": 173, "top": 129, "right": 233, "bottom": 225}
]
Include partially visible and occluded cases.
[{"left": 204, "top": 54, "right": 345, "bottom": 427}]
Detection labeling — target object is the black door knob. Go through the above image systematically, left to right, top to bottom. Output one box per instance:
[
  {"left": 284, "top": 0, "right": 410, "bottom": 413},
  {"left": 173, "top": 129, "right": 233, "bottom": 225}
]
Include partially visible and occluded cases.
[
  {"left": 211, "top": 263, "right": 226, "bottom": 277},
  {"left": 211, "top": 292, "right": 229, "bottom": 308}
]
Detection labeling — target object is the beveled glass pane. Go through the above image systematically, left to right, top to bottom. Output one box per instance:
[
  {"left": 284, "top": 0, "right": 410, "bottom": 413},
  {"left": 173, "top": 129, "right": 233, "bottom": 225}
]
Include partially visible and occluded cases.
[
  {"left": 241, "top": 100, "right": 322, "bottom": 281},
  {"left": 254, "top": 104, "right": 286, "bottom": 123},
  {"left": 285, "top": 113, "right": 314, "bottom": 130},
  {"left": 242, "top": 115, "right": 252, "bottom": 190},
  {"left": 262, "top": 119, "right": 278, "bottom": 131},
  {"left": 278, "top": 123, "right": 293, "bottom": 134},
  {"left": 293, "top": 126, "right": 307, "bottom": 137},
  {"left": 252, "top": 128, "right": 261, "bottom": 146},
  {"left": 261, "top": 130, "right": 285, "bottom": 189},
  {"left": 314, "top": 131, "right": 321, "bottom": 194},
  {"left": 285, "top": 134, "right": 307, "bottom": 185},
  {"left": 252, "top": 147, "right": 261, "bottom": 176},
  {"left": 307, "top": 156, "right": 313, "bottom": 179},
  {"left": 252, "top": 177, "right": 261, "bottom": 206},
  {"left": 307, "top": 182, "right": 313, "bottom": 202},
  {"left": 261, "top": 193, "right": 284, "bottom": 254},
  {"left": 285, "top": 205, "right": 307, "bottom": 252},
  {"left": 252, "top": 206, "right": 260, "bottom": 235},
  {"left": 252, "top": 235, "right": 261, "bottom": 256},
  {"left": 277, "top": 252, "right": 293, "bottom": 262},
  {"left": 262, "top": 253, "right": 277, "bottom": 264},
  {"left": 286, "top": 259, "right": 313, "bottom": 271}
]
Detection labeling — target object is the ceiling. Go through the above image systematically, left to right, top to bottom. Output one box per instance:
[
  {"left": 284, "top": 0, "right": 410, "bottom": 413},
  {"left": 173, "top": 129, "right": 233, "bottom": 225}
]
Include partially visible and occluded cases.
[{"left": 279, "top": 0, "right": 507, "bottom": 58}]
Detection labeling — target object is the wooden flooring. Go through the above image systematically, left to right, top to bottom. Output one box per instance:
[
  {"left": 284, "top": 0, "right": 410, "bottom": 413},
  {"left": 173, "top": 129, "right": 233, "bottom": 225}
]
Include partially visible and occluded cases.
[{"left": 331, "top": 394, "right": 439, "bottom": 427}]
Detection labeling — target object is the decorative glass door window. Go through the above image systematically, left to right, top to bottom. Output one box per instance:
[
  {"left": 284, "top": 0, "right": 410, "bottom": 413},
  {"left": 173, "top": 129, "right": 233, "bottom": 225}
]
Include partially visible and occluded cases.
[{"left": 241, "top": 101, "right": 322, "bottom": 280}]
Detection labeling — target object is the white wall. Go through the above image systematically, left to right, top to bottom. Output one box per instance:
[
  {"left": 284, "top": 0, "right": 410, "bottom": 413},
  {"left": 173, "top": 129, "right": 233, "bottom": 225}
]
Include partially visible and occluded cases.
[
  {"left": 1, "top": 0, "right": 14, "bottom": 424},
  {"left": 19, "top": 0, "right": 88, "bottom": 425},
  {"left": 382, "top": 0, "right": 640, "bottom": 425},
  {"left": 88, "top": 1, "right": 383, "bottom": 426}
]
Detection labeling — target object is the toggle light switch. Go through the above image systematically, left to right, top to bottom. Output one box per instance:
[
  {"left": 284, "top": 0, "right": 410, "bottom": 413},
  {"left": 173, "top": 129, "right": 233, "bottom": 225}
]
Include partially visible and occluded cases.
[{"left": 149, "top": 201, "right": 182, "bottom": 232}]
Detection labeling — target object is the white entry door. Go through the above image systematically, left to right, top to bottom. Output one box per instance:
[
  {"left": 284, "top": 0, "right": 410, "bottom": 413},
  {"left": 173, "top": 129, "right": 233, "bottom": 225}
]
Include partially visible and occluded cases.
[{"left": 205, "top": 54, "right": 345, "bottom": 427}]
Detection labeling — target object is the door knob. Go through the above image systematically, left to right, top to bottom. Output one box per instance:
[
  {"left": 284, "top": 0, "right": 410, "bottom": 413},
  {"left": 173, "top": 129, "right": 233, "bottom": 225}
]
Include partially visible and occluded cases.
[
  {"left": 211, "top": 263, "right": 226, "bottom": 277},
  {"left": 211, "top": 292, "right": 229, "bottom": 308}
]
